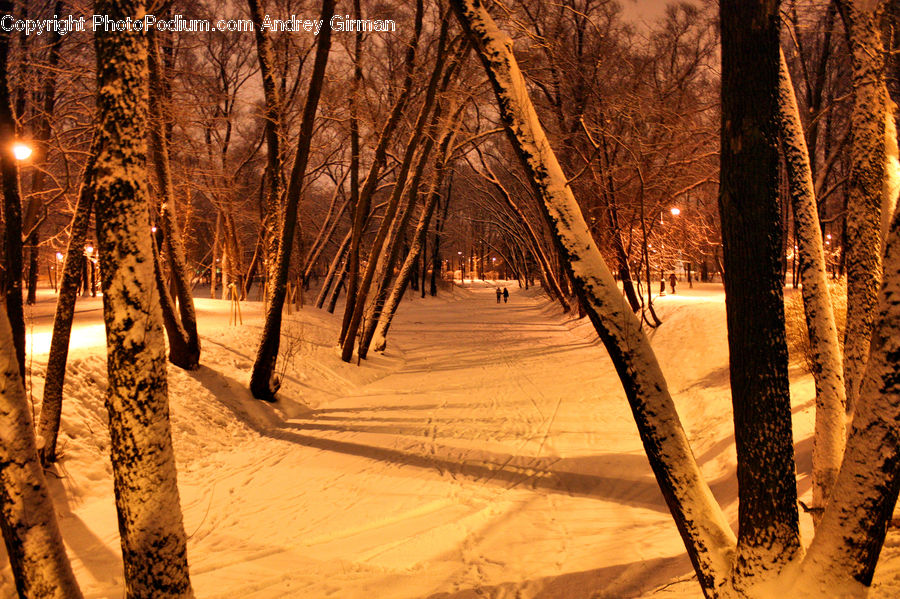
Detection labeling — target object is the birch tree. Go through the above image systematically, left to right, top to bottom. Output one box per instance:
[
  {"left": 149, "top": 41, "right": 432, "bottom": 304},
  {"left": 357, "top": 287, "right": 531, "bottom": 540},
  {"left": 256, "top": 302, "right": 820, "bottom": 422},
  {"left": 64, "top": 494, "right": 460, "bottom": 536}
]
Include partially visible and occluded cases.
[{"left": 93, "top": 0, "right": 193, "bottom": 594}]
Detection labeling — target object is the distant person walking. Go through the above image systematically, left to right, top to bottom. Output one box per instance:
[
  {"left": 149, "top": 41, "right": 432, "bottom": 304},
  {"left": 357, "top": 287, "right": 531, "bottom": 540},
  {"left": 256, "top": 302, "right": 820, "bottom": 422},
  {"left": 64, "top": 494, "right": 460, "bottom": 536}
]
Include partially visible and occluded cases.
[
  {"left": 669, "top": 272, "right": 677, "bottom": 294},
  {"left": 502, "top": 287, "right": 509, "bottom": 303},
  {"left": 496, "top": 288, "right": 502, "bottom": 303}
]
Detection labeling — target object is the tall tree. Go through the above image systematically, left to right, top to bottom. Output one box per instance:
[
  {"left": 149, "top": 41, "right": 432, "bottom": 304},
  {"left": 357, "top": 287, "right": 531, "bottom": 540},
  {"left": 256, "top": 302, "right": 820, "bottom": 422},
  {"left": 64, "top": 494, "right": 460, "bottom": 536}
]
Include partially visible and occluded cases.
[
  {"left": 0, "top": 0, "right": 25, "bottom": 381},
  {"left": 93, "top": 0, "right": 193, "bottom": 594},
  {"left": 248, "top": 0, "right": 284, "bottom": 290},
  {"left": 250, "top": 0, "right": 336, "bottom": 401},
  {"left": 720, "top": 0, "right": 802, "bottom": 584},
  {"left": 835, "top": 0, "right": 893, "bottom": 416},
  {"left": 148, "top": 31, "right": 201, "bottom": 370},
  {"left": 777, "top": 48, "right": 847, "bottom": 516},
  {"left": 36, "top": 138, "right": 99, "bottom": 465}
]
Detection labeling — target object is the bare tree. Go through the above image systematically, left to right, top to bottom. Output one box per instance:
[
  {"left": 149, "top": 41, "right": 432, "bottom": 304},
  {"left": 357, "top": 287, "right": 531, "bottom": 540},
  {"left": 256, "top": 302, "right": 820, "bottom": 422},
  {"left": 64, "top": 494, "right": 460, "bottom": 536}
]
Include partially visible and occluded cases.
[
  {"left": 93, "top": 0, "right": 193, "bottom": 593},
  {"left": 250, "top": 0, "right": 336, "bottom": 401},
  {"left": 835, "top": 0, "right": 894, "bottom": 417},
  {"left": 148, "top": 31, "right": 201, "bottom": 370},
  {"left": 778, "top": 47, "right": 846, "bottom": 517},
  {"left": 36, "top": 137, "right": 99, "bottom": 465}
]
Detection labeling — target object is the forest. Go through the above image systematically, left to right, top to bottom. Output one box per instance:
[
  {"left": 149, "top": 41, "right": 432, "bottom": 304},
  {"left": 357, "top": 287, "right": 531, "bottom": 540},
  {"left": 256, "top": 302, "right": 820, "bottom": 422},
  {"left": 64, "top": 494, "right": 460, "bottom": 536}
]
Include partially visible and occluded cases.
[{"left": 1, "top": 0, "right": 900, "bottom": 597}]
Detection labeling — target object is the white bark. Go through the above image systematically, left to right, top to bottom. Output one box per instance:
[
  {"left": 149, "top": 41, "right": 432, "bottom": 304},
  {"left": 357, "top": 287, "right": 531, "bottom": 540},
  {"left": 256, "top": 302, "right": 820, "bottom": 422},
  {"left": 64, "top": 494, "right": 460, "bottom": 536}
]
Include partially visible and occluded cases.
[
  {"left": 93, "top": 0, "right": 193, "bottom": 594},
  {"left": 450, "top": 0, "right": 735, "bottom": 592},
  {"left": 836, "top": 0, "right": 890, "bottom": 417},
  {"left": 777, "top": 49, "right": 847, "bottom": 515},
  {"left": 883, "top": 100, "right": 900, "bottom": 248},
  {"left": 792, "top": 180, "right": 900, "bottom": 598},
  {"left": 0, "top": 306, "right": 82, "bottom": 598}
]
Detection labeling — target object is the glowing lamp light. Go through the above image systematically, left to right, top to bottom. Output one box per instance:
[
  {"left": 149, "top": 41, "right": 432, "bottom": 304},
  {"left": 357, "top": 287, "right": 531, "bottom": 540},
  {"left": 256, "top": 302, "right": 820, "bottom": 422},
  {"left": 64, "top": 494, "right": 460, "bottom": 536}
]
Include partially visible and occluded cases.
[
  {"left": 12, "top": 143, "right": 32, "bottom": 160},
  {"left": 670, "top": 207, "right": 681, "bottom": 216},
  {"left": 151, "top": 226, "right": 158, "bottom": 233},
  {"left": 85, "top": 245, "right": 94, "bottom": 257},
  {"left": 56, "top": 252, "right": 64, "bottom": 261}
]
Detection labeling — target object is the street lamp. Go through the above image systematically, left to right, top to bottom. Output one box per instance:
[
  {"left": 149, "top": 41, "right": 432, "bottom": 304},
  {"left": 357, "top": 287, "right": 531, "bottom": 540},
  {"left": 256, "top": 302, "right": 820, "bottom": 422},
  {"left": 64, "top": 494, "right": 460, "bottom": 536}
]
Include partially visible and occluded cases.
[
  {"left": 12, "top": 142, "right": 32, "bottom": 161},
  {"left": 670, "top": 207, "right": 681, "bottom": 216},
  {"left": 457, "top": 251, "right": 463, "bottom": 282}
]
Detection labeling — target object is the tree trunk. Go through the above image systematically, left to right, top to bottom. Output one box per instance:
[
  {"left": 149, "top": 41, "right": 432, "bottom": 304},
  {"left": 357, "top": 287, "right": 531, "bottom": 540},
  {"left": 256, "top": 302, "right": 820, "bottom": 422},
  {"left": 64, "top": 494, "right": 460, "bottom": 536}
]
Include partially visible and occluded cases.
[
  {"left": 0, "top": 0, "right": 24, "bottom": 382},
  {"left": 93, "top": 0, "right": 193, "bottom": 593},
  {"left": 248, "top": 0, "right": 284, "bottom": 291},
  {"left": 250, "top": 0, "right": 336, "bottom": 401},
  {"left": 340, "top": 0, "right": 424, "bottom": 345},
  {"left": 836, "top": 0, "right": 891, "bottom": 417},
  {"left": 720, "top": 1, "right": 801, "bottom": 585},
  {"left": 450, "top": 2, "right": 736, "bottom": 593},
  {"left": 148, "top": 31, "right": 200, "bottom": 370},
  {"left": 777, "top": 48, "right": 847, "bottom": 516},
  {"left": 371, "top": 111, "right": 459, "bottom": 352},
  {"left": 36, "top": 138, "right": 98, "bottom": 465},
  {"left": 431, "top": 181, "right": 453, "bottom": 296},
  {"left": 792, "top": 196, "right": 900, "bottom": 596},
  {"left": 211, "top": 211, "right": 221, "bottom": 299},
  {"left": 316, "top": 230, "right": 351, "bottom": 309},
  {"left": 0, "top": 304, "right": 83, "bottom": 599}
]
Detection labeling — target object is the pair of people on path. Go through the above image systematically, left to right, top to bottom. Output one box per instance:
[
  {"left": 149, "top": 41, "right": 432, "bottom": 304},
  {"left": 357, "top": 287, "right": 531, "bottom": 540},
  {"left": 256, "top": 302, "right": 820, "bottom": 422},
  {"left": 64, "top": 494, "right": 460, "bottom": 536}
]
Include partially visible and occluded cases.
[
  {"left": 659, "top": 273, "right": 678, "bottom": 295},
  {"left": 495, "top": 287, "right": 509, "bottom": 303}
]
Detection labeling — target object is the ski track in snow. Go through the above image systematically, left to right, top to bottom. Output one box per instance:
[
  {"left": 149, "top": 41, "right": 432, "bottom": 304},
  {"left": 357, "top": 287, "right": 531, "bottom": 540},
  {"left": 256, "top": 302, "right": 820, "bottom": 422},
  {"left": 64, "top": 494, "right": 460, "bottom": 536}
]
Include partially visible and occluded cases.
[{"left": 3, "top": 283, "right": 900, "bottom": 598}]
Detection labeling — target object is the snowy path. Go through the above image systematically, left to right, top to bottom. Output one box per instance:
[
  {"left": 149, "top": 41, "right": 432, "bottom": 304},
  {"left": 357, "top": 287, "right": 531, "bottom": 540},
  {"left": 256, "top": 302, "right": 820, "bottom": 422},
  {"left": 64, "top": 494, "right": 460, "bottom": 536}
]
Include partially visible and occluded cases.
[
  {"left": 12, "top": 283, "right": 900, "bottom": 598},
  {"left": 172, "top": 286, "right": 699, "bottom": 599}
]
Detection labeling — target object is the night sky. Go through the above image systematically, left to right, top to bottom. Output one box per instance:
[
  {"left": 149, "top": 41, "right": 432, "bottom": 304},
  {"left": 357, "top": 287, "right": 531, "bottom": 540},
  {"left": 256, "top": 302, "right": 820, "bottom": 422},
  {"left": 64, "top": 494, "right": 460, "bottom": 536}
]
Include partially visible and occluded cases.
[{"left": 620, "top": 0, "right": 682, "bottom": 26}]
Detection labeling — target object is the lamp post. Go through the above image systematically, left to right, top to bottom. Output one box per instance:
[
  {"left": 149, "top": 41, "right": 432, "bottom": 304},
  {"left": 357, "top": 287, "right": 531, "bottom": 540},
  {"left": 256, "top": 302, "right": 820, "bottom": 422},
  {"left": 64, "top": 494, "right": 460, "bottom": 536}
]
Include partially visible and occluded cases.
[
  {"left": 12, "top": 142, "right": 32, "bottom": 161},
  {"left": 658, "top": 206, "right": 681, "bottom": 293},
  {"left": 84, "top": 245, "right": 96, "bottom": 297},
  {"left": 53, "top": 251, "right": 63, "bottom": 292},
  {"left": 457, "top": 251, "right": 463, "bottom": 283}
]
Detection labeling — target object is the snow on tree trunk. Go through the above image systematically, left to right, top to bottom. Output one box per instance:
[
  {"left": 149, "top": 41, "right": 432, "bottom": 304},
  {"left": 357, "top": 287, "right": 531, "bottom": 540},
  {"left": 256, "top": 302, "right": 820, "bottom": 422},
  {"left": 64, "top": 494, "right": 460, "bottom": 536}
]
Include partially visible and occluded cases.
[
  {"left": 0, "top": 0, "right": 25, "bottom": 382},
  {"left": 93, "top": 0, "right": 193, "bottom": 594},
  {"left": 250, "top": 0, "right": 335, "bottom": 401},
  {"left": 339, "top": 0, "right": 424, "bottom": 349},
  {"left": 449, "top": 0, "right": 736, "bottom": 593},
  {"left": 837, "top": 0, "right": 890, "bottom": 417},
  {"left": 720, "top": 1, "right": 802, "bottom": 585},
  {"left": 341, "top": 11, "right": 443, "bottom": 363},
  {"left": 148, "top": 32, "right": 200, "bottom": 370},
  {"left": 358, "top": 40, "right": 457, "bottom": 358},
  {"left": 777, "top": 49, "right": 847, "bottom": 517},
  {"left": 883, "top": 101, "right": 900, "bottom": 246},
  {"left": 372, "top": 114, "right": 458, "bottom": 352},
  {"left": 36, "top": 139, "right": 99, "bottom": 465},
  {"left": 792, "top": 182, "right": 900, "bottom": 598},
  {"left": 316, "top": 230, "right": 351, "bottom": 309},
  {"left": 0, "top": 305, "right": 82, "bottom": 598}
]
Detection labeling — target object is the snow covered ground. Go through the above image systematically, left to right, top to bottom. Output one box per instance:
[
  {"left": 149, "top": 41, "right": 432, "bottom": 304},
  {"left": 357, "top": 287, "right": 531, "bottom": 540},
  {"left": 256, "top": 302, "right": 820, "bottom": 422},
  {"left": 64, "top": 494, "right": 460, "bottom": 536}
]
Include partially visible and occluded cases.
[{"left": 3, "top": 282, "right": 900, "bottom": 598}]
